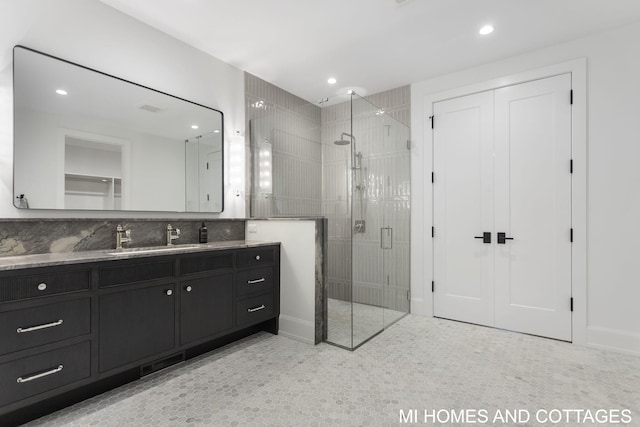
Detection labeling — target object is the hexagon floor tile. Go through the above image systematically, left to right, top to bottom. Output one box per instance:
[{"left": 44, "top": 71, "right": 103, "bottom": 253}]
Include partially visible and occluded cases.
[{"left": 27, "top": 315, "right": 640, "bottom": 426}]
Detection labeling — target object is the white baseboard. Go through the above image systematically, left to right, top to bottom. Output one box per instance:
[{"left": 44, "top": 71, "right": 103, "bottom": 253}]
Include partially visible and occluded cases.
[
  {"left": 410, "top": 297, "right": 433, "bottom": 317},
  {"left": 278, "top": 314, "right": 315, "bottom": 345},
  {"left": 586, "top": 326, "right": 640, "bottom": 356}
]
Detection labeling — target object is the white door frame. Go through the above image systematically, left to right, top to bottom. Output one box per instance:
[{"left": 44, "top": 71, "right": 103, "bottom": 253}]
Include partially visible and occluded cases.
[{"left": 412, "top": 58, "right": 587, "bottom": 346}]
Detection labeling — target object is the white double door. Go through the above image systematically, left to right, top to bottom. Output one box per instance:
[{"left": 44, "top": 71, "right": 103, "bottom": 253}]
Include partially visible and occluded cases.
[{"left": 433, "top": 74, "right": 572, "bottom": 341}]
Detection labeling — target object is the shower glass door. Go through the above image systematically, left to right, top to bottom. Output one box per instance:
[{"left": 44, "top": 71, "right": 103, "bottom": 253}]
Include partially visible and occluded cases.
[
  {"left": 324, "top": 92, "right": 410, "bottom": 350},
  {"left": 350, "top": 93, "right": 411, "bottom": 347},
  {"left": 351, "top": 94, "right": 385, "bottom": 347},
  {"left": 380, "top": 106, "right": 411, "bottom": 327}
]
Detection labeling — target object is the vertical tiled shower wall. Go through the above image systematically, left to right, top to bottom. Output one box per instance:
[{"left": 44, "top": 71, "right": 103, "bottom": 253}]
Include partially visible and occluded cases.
[
  {"left": 245, "top": 73, "right": 322, "bottom": 217},
  {"left": 245, "top": 75, "right": 411, "bottom": 311},
  {"left": 322, "top": 87, "right": 411, "bottom": 311}
]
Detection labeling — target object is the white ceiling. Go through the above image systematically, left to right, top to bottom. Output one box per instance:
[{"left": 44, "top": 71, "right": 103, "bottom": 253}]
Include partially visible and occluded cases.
[{"left": 100, "top": 0, "right": 640, "bottom": 104}]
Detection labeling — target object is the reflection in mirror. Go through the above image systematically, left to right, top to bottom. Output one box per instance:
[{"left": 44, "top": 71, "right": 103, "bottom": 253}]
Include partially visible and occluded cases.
[
  {"left": 13, "top": 46, "right": 224, "bottom": 212},
  {"left": 185, "top": 132, "right": 223, "bottom": 212}
]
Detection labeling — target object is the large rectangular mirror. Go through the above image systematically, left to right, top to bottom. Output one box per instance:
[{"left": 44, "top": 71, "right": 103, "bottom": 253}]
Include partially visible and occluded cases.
[{"left": 13, "top": 46, "right": 224, "bottom": 212}]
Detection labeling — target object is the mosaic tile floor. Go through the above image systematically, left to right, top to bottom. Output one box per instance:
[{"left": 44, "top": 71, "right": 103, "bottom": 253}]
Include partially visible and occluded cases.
[
  {"left": 326, "top": 298, "right": 407, "bottom": 348},
  {"left": 28, "top": 315, "right": 640, "bottom": 427}
]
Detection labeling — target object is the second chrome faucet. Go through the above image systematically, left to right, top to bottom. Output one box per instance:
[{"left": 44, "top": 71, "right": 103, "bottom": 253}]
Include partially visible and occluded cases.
[
  {"left": 115, "top": 224, "right": 131, "bottom": 249},
  {"left": 166, "top": 224, "right": 180, "bottom": 245}
]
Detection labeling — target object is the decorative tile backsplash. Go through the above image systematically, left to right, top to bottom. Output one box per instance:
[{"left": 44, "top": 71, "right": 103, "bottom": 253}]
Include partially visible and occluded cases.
[{"left": 0, "top": 219, "right": 245, "bottom": 257}]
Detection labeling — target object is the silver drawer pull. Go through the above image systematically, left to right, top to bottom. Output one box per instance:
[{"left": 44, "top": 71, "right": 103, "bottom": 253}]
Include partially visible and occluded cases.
[
  {"left": 255, "top": 255, "right": 261, "bottom": 261},
  {"left": 247, "top": 278, "right": 266, "bottom": 284},
  {"left": 37, "top": 283, "right": 47, "bottom": 291},
  {"left": 185, "top": 286, "right": 192, "bottom": 292},
  {"left": 165, "top": 289, "right": 173, "bottom": 296},
  {"left": 247, "top": 305, "right": 266, "bottom": 313},
  {"left": 17, "top": 319, "right": 64, "bottom": 334},
  {"left": 17, "top": 365, "right": 64, "bottom": 383}
]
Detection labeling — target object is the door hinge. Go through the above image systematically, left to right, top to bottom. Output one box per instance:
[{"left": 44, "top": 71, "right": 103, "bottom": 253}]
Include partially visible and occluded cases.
[
  {"left": 570, "top": 90, "right": 573, "bottom": 105},
  {"left": 429, "top": 115, "right": 434, "bottom": 129},
  {"left": 407, "top": 139, "right": 411, "bottom": 150},
  {"left": 570, "top": 159, "right": 573, "bottom": 174},
  {"left": 206, "top": 162, "right": 209, "bottom": 170},
  {"left": 431, "top": 172, "right": 435, "bottom": 183},
  {"left": 431, "top": 226, "right": 435, "bottom": 238},
  {"left": 570, "top": 228, "right": 574, "bottom": 243},
  {"left": 387, "top": 275, "right": 390, "bottom": 286},
  {"left": 431, "top": 281, "right": 435, "bottom": 293},
  {"left": 407, "top": 290, "right": 411, "bottom": 301},
  {"left": 570, "top": 297, "right": 574, "bottom": 312}
]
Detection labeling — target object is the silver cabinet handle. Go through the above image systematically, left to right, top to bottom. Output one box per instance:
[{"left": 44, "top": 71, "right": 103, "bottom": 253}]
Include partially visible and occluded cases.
[
  {"left": 255, "top": 255, "right": 261, "bottom": 261},
  {"left": 247, "top": 278, "right": 265, "bottom": 284},
  {"left": 37, "top": 283, "right": 47, "bottom": 291},
  {"left": 185, "top": 286, "right": 192, "bottom": 292},
  {"left": 165, "top": 289, "right": 173, "bottom": 296},
  {"left": 247, "top": 305, "right": 266, "bottom": 313},
  {"left": 17, "top": 319, "right": 63, "bottom": 334},
  {"left": 17, "top": 365, "right": 64, "bottom": 383}
]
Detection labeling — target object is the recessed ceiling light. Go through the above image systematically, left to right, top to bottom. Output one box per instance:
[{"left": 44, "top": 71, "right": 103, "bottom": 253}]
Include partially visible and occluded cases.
[
  {"left": 479, "top": 25, "right": 494, "bottom": 35},
  {"left": 327, "top": 77, "right": 337, "bottom": 85},
  {"left": 56, "top": 89, "right": 67, "bottom": 95},
  {"left": 347, "top": 90, "right": 354, "bottom": 95},
  {"left": 191, "top": 125, "right": 199, "bottom": 129},
  {"left": 214, "top": 129, "right": 220, "bottom": 133}
]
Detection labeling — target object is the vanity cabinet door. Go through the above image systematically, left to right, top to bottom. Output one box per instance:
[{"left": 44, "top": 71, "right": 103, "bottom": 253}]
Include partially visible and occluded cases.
[
  {"left": 180, "top": 273, "right": 233, "bottom": 345},
  {"left": 99, "top": 284, "right": 175, "bottom": 372}
]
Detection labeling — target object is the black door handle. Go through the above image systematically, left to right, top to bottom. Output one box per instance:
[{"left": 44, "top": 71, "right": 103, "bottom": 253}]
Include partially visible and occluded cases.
[
  {"left": 474, "top": 232, "right": 491, "bottom": 244},
  {"left": 497, "top": 232, "right": 514, "bottom": 244}
]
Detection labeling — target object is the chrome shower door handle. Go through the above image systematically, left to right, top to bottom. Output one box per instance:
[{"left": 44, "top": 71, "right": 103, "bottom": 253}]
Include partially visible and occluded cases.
[{"left": 380, "top": 227, "right": 393, "bottom": 249}]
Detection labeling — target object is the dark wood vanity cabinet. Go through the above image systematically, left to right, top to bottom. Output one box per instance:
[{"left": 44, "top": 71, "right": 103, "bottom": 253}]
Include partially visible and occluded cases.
[
  {"left": 0, "top": 243, "right": 280, "bottom": 425},
  {"left": 0, "top": 264, "right": 93, "bottom": 418},
  {"left": 180, "top": 273, "right": 233, "bottom": 345},
  {"left": 99, "top": 283, "right": 176, "bottom": 372}
]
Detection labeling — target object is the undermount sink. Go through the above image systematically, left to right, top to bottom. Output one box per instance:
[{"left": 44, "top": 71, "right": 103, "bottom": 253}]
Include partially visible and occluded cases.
[{"left": 107, "top": 244, "right": 204, "bottom": 256}]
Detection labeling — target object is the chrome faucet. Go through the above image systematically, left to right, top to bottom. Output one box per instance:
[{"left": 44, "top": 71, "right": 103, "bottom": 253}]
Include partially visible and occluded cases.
[
  {"left": 115, "top": 224, "right": 131, "bottom": 249},
  {"left": 166, "top": 224, "right": 180, "bottom": 245}
]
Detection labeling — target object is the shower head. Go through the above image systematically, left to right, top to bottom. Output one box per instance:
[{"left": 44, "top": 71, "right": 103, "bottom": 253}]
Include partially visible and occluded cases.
[{"left": 333, "top": 132, "right": 355, "bottom": 145}]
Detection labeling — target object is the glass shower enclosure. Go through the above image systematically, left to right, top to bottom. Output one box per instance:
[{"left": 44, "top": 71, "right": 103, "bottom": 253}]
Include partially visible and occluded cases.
[{"left": 324, "top": 92, "right": 411, "bottom": 349}]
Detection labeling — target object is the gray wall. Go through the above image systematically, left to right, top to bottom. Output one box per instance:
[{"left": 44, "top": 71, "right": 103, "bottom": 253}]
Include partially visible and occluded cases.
[{"left": 245, "top": 73, "right": 322, "bottom": 218}]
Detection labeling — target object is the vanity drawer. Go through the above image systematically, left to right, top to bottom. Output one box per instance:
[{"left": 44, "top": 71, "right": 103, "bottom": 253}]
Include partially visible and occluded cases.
[
  {"left": 236, "top": 247, "right": 275, "bottom": 268},
  {"left": 180, "top": 252, "right": 234, "bottom": 275},
  {"left": 99, "top": 259, "right": 175, "bottom": 287},
  {"left": 235, "top": 267, "right": 274, "bottom": 297},
  {"left": 0, "top": 268, "right": 90, "bottom": 303},
  {"left": 236, "top": 293, "right": 276, "bottom": 327},
  {"left": 0, "top": 299, "right": 90, "bottom": 356},
  {"left": 0, "top": 341, "right": 91, "bottom": 407}
]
